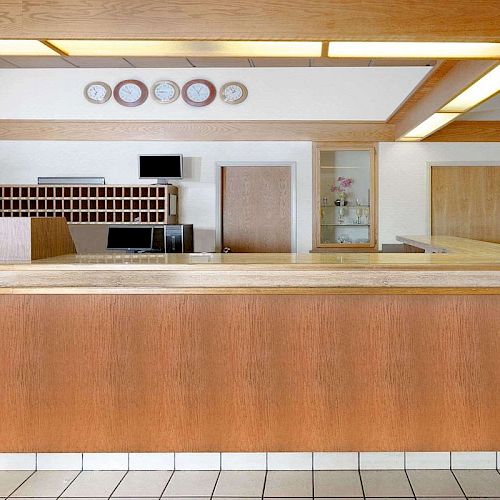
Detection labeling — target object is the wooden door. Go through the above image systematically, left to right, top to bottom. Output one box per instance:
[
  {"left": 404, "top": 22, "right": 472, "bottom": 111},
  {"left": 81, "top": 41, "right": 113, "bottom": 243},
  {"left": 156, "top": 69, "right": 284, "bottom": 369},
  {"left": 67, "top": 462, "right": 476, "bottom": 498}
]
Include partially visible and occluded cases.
[
  {"left": 221, "top": 166, "right": 292, "bottom": 252},
  {"left": 431, "top": 166, "right": 500, "bottom": 243}
]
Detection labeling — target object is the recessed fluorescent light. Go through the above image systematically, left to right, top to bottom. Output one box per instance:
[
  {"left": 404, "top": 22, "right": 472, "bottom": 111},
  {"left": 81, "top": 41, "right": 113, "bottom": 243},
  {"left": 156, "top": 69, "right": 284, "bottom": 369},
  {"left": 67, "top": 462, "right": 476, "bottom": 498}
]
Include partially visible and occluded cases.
[
  {"left": 0, "top": 40, "right": 59, "bottom": 56},
  {"left": 49, "top": 40, "right": 322, "bottom": 57},
  {"left": 328, "top": 42, "right": 500, "bottom": 59},
  {"left": 440, "top": 65, "right": 500, "bottom": 112},
  {"left": 400, "top": 112, "right": 460, "bottom": 140},
  {"left": 398, "top": 137, "right": 422, "bottom": 142}
]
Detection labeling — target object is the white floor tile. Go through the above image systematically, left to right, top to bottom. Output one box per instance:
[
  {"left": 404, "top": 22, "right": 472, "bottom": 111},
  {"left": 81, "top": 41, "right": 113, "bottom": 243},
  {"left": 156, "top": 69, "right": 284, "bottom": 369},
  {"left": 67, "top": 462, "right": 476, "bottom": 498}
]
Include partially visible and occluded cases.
[
  {"left": 451, "top": 451, "right": 497, "bottom": 469},
  {"left": 267, "top": 452, "right": 313, "bottom": 470},
  {"left": 313, "top": 452, "right": 358, "bottom": 470},
  {"left": 360, "top": 452, "right": 405, "bottom": 470},
  {"left": 405, "top": 452, "right": 450, "bottom": 469},
  {"left": 82, "top": 453, "right": 128, "bottom": 470},
  {"left": 129, "top": 453, "right": 174, "bottom": 470},
  {"left": 174, "top": 453, "right": 220, "bottom": 470},
  {"left": 221, "top": 453, "right": 267, "bottom": 470},
  {"left": 0, "top": 454, "right": 36, "bottom": 471},
  {"left": 36, "top": 454, "right": 82, "bottom": 471},
  {"left": 453, "top": 469, "right": 500, "bottom": 497},
  {"left": 12, "top": 470, "right": 79, "bottom": 497},
  {"left": 111, "top": 470, "right": 172, "bottom": 497},
  {"left": 162, "top": 470, "right": 219, "bottom": 497},
  {"left": 213, "top": 470, "right": 265, "bottom": 497},
  {"left": 264, "top": 470, "right": 313, "bottom": 497},
  {"left": 314, "top": 470, "right": 363, "bottom": 497},
  {"left": 361, "top": 470, "right": 414, "bottom": 497},
  {"left": 407, "top": 470, "right": 464, "bottom": 497},
  {"left": 0, "top": 471, "right": 34, "bottom": 497},
  {"left": 61, "top": 471, "right": 126, "bottom": 497}
]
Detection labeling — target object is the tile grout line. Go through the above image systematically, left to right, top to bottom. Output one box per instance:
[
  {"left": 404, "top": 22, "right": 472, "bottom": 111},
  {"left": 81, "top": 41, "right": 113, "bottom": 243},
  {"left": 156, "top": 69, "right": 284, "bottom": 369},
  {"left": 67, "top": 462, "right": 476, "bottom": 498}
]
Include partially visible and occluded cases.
[
  {"left": 311, "top": 451, "right": 314, "bottom": 498},
  {"left": 158, "top": 468, "right": 175, "bottom": 499},
  {"left": 210, "top": 468, "right": 221, "bottom": 499},
  {"left": 358, "top": 468, "right": 366, "bottom": 499},
  {"left": 404, "top": 468, "right": 417, "bottom": 499},
  {"left": 450, "top": 468, "right": 468, "bottom": 499},
  {"left": 5, "top": 469, "right": 37, "bottom": 499},
  {"left": 56, "top": 469, "right": 83, "bottom": 500},
  {"left": 107, "top": 469, "right": 128, "bottom": 499},
  {"left": 261, "top": 469, "right": 268, "bottom": 499}
]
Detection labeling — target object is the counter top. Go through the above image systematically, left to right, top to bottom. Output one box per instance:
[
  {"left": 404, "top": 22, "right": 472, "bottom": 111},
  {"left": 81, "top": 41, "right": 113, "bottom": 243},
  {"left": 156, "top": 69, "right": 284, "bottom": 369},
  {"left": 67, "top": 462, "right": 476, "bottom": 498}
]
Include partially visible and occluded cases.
[
  {"left": 396, "top": 235, "right": 500, "bottom": 255},
  {"left": 1, "top": 236, "right": 499, "bottom": 293}
]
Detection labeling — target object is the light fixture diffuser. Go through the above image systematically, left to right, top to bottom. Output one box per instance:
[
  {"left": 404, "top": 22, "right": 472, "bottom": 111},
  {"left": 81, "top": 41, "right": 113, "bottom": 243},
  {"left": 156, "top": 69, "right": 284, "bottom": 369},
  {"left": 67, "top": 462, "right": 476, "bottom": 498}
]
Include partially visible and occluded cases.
[
  {"left": 0, "top": 40, "right": 60, "bottom": 56},
  {"left": 49, "top": 40, "right": 322, "bottom": 57},
  {"left": 328, "top": 42, "right": 500, "bottom": 59},
  {"left": 441, "top": 65, "right": 500, "bottom": 112},
  {"left": 400, "top": 112, "right": 460, "bottom": 140}
]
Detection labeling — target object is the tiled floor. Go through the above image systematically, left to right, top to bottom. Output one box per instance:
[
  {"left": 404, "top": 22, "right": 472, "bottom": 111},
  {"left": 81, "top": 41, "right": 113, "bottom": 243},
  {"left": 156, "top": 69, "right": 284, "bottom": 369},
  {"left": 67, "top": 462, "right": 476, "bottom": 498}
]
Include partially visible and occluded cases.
[{"left": 1, "top": 468, "right": 500, "bottom": 499}]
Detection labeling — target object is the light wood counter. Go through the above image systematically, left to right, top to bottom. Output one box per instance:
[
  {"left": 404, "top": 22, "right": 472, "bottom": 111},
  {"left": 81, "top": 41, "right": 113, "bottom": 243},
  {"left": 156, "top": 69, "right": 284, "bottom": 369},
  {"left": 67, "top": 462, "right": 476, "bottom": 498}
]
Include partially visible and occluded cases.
[
  {"left": 396, "top": 235, "right": 500, "bottom": 255},
  {"left": 1, "top": 237, "right": 500, "bottom": 293}
]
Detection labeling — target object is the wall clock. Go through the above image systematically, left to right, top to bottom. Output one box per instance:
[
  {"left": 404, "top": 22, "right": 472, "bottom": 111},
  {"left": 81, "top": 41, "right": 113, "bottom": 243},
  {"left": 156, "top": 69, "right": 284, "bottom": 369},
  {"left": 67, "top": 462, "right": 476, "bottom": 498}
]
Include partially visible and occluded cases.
[
  {"left": 181, "top": 79, "right": 216, "bottom": 107},
  {"left": 113, "top": 80, "right": 148, "bottom": 107},
  {"left": 152, "top": 80, "right": 180, "bottom": 104},
  {"left": 84, "top": 81, "right": 112, "bottom": 104},
  {"left": 220, "top": 82, "right": 248, "bottom": 104}
]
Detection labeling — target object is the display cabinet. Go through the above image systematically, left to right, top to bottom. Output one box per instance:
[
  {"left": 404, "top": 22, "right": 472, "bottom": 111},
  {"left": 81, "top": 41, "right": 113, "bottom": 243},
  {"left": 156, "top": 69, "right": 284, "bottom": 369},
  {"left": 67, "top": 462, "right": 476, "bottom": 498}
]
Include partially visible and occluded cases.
[{"left": 312, "top": 143, "right": 377, "bottom": 252}]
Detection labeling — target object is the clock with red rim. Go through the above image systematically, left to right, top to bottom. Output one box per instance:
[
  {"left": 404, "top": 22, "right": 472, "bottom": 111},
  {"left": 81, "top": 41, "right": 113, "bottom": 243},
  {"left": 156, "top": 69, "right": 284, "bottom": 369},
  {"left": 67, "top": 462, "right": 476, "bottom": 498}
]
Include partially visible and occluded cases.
[
  {"left": 182, "top": 79, "right": 216, "bottom": 107},
  {"left": 113, "top": 80, "right": 148, "bottom": 107}
]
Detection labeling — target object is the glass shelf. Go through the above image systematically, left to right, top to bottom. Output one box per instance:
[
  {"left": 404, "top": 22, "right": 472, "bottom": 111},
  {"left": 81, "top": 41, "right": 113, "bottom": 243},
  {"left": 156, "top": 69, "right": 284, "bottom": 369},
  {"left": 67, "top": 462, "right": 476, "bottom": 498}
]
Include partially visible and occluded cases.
[{"left": 321, "top": 223, "right": 370, "bottom": 227}]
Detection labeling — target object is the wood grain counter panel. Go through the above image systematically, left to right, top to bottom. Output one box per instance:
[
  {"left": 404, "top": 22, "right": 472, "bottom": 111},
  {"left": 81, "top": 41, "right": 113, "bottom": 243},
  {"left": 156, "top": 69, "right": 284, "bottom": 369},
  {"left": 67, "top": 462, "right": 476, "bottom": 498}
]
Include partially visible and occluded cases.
[{"left": 1, "top": 293, "right": 499, "bottom": 451}]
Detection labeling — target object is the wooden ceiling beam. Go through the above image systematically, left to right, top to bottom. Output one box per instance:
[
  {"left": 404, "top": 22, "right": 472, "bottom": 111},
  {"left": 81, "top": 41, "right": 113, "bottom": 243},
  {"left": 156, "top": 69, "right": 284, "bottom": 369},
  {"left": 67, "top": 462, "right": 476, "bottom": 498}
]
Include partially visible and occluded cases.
[
  {"left": 1, "top": 1, "right": 498, "bottom": 40},
  {"left": 392, "top": 60, "right": 498, "bottom": 140},
  {"left": 0, "top": 120, "right": 395, "bottom": 142},
  {"left": 423, "top": 121, "right": 500, "bottom": 141}
]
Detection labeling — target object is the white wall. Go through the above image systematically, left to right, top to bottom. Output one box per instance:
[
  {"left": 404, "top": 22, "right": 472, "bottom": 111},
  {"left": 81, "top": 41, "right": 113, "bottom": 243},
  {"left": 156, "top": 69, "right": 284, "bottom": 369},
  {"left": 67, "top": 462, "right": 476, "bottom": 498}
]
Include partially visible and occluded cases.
[
  {"left": 0, "top": 67, "right": 429, "bottom": 120},
  {"left": 0, "top": 141, "right": 312, "bottom": 252},
  {"left": 378, "top": 142, "right": 500, "bottom": 246}
]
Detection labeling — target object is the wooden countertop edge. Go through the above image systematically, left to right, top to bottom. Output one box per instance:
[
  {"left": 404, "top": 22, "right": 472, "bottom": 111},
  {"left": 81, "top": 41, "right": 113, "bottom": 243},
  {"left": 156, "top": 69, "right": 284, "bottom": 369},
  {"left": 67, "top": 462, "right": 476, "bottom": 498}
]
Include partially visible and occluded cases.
[{"left": 1, "top": 287, "right": 500, "bottom": 295}]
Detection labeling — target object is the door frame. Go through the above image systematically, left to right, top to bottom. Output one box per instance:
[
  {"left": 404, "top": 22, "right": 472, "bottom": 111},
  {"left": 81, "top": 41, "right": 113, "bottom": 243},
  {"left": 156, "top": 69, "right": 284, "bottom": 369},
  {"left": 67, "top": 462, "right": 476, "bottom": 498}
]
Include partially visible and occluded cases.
[
  {"left": 215, "top": 161, "right": 298, "bottom": 253},
  {"left": 427, "top": 161, "right": 500, "bottom": 236}
]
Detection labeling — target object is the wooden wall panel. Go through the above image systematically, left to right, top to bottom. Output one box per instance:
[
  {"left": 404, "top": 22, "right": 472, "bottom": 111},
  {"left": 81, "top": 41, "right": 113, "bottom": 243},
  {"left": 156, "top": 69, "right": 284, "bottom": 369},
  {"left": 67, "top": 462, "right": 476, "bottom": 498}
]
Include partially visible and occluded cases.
[
  {"left": 17, "top": 0, "right": 500, "bottom": 40},
  {"left": 0, "top": 120, "right": 395, "bottom": 142},
  {"left": 425, "top": 121, "right": 500, "bottom": 141},
  {"left": 431, "top": 166, "right": 500, "bottom": 244},
  {"left": 0, "top": 293, "right": 499, "bottom": 451}
]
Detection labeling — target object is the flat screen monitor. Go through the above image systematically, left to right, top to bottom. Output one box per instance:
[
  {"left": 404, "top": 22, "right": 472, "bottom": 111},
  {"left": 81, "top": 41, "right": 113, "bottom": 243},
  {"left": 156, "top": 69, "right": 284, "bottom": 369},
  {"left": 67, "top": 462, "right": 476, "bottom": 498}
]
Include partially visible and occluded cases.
[
  {"left": 139, "top": 155, "right": 183, "bottom": 182},
  {"left": 107, "top": 226, "right": 153, "bottom": 252}
]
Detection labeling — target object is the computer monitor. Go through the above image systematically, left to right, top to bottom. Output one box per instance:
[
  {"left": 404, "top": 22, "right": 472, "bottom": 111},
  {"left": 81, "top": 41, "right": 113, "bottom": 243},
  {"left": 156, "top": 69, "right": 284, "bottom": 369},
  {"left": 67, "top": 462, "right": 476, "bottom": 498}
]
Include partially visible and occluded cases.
[
  {"left": 139, "top": 155, "right": 183, "bottom": 184},
  {"left": 107, "top": 226, "right": 153, "bottom": 252}
]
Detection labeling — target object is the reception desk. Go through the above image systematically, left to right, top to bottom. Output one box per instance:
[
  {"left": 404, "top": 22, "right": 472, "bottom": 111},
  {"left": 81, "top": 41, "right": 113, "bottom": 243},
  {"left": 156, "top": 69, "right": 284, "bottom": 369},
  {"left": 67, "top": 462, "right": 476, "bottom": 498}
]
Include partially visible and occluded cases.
[{"left": 0, "top": 237, "right": 499, "bottom": 452}]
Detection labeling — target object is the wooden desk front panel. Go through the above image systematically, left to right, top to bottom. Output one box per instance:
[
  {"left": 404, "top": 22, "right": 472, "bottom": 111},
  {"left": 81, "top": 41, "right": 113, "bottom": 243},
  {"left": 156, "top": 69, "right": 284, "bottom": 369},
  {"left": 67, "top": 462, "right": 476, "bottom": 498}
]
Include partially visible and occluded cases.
[{"left": 0, "top": 294, "right": 498, "bottom": 451}]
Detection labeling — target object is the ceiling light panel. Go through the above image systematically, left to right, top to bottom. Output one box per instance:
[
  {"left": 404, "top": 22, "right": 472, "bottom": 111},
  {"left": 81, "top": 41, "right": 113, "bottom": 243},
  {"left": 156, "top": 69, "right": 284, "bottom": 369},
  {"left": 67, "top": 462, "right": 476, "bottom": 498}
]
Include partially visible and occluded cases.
[
  {"left": 0, "top": 40, "right": 59, "bottom": 56},
  {"left": 49, "top": 40, "right": 322, "bottom": 57},
  {"left": 328, "top": 42, "right": 500, "bottom": 59},
  {"left": 441, "top": 65, "right": 500, "bottom": 112},
  {"left": 402, "top": 112, "right": 460, "bottom": 139}
]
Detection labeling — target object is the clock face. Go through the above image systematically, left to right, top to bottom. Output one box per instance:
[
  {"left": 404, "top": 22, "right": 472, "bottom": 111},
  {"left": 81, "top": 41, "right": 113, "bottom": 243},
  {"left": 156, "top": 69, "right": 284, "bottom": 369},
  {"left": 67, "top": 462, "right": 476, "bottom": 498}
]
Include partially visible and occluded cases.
[
  {"left": 182, "top": 79, "right": 216, "bottom": 107},
  {"left": 113, "top": 80, "right": 148, "bottom": 107},
  {"left": 152, "top": 80, "right": 179, "bottom": 103},
  {"left": 84, "top": 82, "right": 111, "bottom": 104},
  {"left": 221, "top": 82, "right": 248, "bottom": 104}
]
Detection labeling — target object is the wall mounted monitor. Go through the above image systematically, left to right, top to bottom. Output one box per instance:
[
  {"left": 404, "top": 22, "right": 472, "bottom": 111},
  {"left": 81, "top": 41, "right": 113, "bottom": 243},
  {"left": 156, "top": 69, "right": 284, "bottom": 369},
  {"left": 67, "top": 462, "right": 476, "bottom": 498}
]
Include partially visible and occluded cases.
[
  {"left": 139, "top": 155, "right": 183, "bottom": 183},
  {"left": 107, "top": 225, "right": 153, "bottom": 253}
]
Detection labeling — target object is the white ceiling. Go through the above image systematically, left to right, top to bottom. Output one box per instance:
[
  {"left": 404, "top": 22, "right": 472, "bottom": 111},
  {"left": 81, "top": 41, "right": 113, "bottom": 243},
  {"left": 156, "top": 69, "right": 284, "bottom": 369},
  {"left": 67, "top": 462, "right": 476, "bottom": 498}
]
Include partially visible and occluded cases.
[
  {"left": 0, "top": 56, "right": 436, "bottom": 69},
  {"left": 458, "top": 93, "right": 500, "bottom": 121}
]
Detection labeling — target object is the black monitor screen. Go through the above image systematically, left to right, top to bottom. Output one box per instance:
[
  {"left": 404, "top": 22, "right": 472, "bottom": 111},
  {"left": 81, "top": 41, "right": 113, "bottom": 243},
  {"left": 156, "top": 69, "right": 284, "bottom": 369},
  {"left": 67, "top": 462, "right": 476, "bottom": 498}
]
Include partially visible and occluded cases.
[
  {"left": 139, "top": 155, "right": 183, "bottom": 179},
  {"left": 107, "top": 226, "right": 153, "bottom": 251}
]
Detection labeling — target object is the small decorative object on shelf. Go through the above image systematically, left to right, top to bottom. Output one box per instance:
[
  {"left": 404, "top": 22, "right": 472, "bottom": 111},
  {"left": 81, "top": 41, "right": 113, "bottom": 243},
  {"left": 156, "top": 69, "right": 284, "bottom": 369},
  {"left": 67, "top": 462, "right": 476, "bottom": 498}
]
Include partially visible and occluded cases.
[{"left": 331, "top": 177, "right": 353, "bottom": 206}]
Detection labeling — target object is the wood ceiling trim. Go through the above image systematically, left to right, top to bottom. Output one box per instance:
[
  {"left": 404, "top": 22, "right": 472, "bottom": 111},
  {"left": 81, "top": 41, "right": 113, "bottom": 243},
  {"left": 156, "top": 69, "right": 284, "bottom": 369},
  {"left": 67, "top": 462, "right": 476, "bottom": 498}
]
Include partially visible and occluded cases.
[
  {"left": 6, "top": 0, "right": 499, "bottom": 40},
  {"left": 387, "top": 60, "right": 458, "bottom": 124},
  {"left": 392, "top": 60, "right": 499, "bottom": 139},
  {"left": 0, "top": 120, "right": 395, "bottom": 142},
  {"left": 423, "top": 121, "right": 500, "bottom": 141}
]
